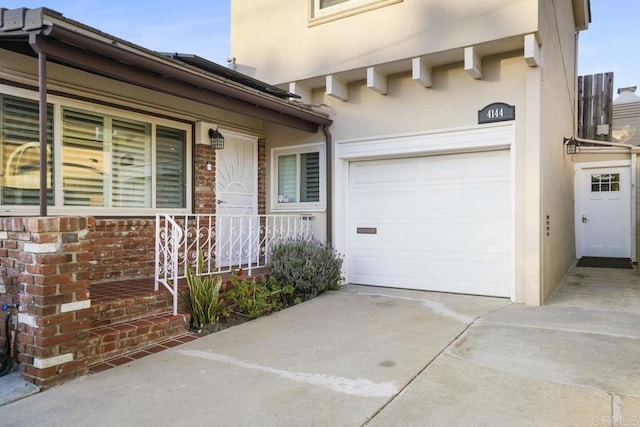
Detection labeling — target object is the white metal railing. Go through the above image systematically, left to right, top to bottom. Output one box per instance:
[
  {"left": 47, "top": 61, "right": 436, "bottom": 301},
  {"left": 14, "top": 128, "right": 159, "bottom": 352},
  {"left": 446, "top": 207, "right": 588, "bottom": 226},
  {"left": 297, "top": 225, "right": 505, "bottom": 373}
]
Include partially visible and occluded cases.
[{"left": 155, "top": 214, "right": 316, "bottom": 314}]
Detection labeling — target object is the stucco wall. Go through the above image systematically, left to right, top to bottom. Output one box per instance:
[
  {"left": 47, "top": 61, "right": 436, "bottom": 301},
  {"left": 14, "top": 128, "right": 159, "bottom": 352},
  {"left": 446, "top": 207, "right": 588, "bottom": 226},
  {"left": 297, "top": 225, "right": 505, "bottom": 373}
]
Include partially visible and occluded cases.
[
  {"left": 231, "top": 0, "right": 538, "bottom": 84},
  {"left": 537, "top": 0, "right": 580, "bottom": 303},
  {"left": 262, "top": 51, "right": 533, "bottom": 300},
  {"left": 262, "top": 123, "right": 328, "bottom": 242}
]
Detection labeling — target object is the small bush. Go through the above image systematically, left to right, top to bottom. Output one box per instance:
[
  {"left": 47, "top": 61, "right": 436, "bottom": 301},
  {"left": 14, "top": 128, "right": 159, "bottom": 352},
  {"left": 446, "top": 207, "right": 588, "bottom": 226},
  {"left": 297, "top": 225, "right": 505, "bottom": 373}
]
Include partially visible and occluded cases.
[
  {"left": 267, "top": 238, "right": 343, "bottom": 299},
  {"left": 180, "top": 251, "right": 227, "bottom": 330},
  {"left": 225, "top": 273, "right": 295, "bottom": 319}
]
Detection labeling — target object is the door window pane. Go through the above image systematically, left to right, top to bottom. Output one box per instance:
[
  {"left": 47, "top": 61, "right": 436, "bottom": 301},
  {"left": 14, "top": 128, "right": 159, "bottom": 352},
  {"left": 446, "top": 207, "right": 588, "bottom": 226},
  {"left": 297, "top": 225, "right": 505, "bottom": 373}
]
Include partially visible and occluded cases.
[{"left": 591, "top": 173, "right": 620, "bottom": 192}]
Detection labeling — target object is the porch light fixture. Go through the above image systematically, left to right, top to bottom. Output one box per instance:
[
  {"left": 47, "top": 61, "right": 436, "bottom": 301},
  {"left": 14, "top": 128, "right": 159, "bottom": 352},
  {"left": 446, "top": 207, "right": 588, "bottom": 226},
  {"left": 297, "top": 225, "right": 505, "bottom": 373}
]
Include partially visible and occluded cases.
[
  {"left": 209, "top": 127, "right": 225, "bottom": 150},
  {"left": 564, "top": 137, "right": 578, "bottom": 155}
]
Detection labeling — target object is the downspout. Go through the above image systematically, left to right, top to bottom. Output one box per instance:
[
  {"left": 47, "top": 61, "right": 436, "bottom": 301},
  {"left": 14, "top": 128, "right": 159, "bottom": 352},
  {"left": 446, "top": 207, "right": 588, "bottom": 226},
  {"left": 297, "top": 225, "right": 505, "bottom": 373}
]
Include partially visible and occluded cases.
[
  {"left": 29, "top": 33, "right": 49, "bottom": 216},
  {"left": 322, "top": 124, "right": 333, "bottom": 246},
  {"left": 632, "top": 152, "right": 637, "bottom": 262}
]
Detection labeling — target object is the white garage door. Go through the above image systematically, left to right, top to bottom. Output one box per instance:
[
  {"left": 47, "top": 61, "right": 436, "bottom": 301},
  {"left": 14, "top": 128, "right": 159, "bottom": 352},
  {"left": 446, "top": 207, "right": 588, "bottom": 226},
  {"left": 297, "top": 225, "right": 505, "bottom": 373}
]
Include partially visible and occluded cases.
[{"left": 348, "top": 149, "right": 512, "bottom": 297}]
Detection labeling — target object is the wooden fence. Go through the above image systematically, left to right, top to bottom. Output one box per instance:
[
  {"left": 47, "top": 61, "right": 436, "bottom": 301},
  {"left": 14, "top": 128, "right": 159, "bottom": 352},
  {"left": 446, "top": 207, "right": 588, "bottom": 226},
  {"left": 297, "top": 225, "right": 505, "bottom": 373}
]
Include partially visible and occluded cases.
[{"left": 578, "top": 72, "right": 614, "bottom": 141}]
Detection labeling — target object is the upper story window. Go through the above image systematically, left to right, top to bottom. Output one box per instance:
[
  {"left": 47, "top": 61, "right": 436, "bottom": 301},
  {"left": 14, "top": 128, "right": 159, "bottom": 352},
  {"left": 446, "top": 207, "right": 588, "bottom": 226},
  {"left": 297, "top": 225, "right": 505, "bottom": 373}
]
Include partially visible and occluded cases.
[
  {"left": 308, "top": 0, "right": 402, "bottom": 25},
  {"left": 0, "top": 91, "right": 191, "bottom": 215},
  {"left": 271, "top": 143, "right": 326, "bottom": 211}
]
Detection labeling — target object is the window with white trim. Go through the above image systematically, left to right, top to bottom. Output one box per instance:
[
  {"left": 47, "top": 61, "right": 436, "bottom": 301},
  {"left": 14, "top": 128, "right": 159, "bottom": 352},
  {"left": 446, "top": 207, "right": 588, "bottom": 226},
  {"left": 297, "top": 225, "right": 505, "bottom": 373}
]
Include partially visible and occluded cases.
[
  {"left": 309, "top": 0, "right": 402, "bottom": 25},
  {"left": 0, "top": 92, "right": 190, "bottom": 214},
  {"left": 272, "top": 144, "right": 325, "bottom": 211}
]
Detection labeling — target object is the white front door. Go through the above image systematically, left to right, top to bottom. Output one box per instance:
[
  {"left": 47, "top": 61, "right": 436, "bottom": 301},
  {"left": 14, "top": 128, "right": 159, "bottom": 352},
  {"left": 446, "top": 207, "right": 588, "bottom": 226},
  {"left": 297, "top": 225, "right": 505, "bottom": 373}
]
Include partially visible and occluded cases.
[
  {"left": 215, "top": 132, "right": 258, "bottom": 266},
  {"left": 576, "top": 165, "right": 631, "bottom": 258}
]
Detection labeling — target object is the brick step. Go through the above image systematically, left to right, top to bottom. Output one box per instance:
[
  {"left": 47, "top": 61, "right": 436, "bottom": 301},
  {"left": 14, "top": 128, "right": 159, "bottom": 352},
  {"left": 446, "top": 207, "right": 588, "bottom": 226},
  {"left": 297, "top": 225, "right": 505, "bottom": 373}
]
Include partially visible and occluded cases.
[
  {"left": 89, "top": 277, "right": 192, "bottom": 328},
  {"left": 90, "top": 291, "right": 179, "bottom": 328},
  {"left": 87, "top": 313, "right": 191, "bottom": 367}
]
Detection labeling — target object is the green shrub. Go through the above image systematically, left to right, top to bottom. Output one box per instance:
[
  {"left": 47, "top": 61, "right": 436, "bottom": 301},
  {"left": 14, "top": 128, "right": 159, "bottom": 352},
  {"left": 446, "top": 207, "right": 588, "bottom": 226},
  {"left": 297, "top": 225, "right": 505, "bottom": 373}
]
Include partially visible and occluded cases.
[
  {"left": 267, "top": 238, "right": 343, "bottom": 299},
  {"left": 180, "top": 251, "right": 227, "bottom": 330},
  {"left": 225, "top": 273, "right": 295, "bottom": 319}
]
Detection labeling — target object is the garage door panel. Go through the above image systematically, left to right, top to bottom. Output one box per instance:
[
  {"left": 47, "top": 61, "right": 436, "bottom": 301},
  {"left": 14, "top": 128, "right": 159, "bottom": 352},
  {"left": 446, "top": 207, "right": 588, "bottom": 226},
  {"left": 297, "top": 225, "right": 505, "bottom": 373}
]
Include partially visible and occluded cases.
[
  {"left": 348, "top": 149, "right": 512, "bottom": 298},
  {"left": 419, "top": 150, "right": 509, "bottom": 181},
  {"left": 351, "top": 158, "right": 418, "bottom": 185},
  {"left": 424, "top": 183, "right": 510, "bottom": 218},
  {"left": 350, "top": 189, "right": 421, "bottom": 218},
  {"left": 350, "top": 220, "right": 418, "bottom": 247},
  {"left": 351, "top": 221, "right": 509, "bottom": 253},
  {"left": 422, "top": 222, "right": 510, "bottom": 253},
  {"left": 350, "top": 249, "right": 510, "bottom": 296},
  {"left": 350, "top": 251, "right": 418, "bottom": 285}
]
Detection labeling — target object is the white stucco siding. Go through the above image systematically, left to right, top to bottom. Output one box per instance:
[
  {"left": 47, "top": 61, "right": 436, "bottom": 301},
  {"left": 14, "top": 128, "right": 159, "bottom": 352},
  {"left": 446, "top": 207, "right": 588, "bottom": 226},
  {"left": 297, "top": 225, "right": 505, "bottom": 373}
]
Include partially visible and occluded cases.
[
  {"left": 231, "top": 0, "right": 539, "bottom": 84},
  {"left": 538, "top": 0, "right": 581, "bottom": 302},
  {"left": 266, "top": 53, "right": 531, "bottom": 298},
  {"left": 315, "top": 53, "right": 528, "bottom": 140}
]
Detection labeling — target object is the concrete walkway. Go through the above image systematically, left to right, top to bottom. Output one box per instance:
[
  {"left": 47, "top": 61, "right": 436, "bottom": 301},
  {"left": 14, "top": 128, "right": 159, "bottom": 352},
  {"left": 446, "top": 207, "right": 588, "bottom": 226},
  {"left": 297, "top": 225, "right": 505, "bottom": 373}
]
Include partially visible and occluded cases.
[{"left": 0, "top": 266, "right": 639, "bottom": 426}]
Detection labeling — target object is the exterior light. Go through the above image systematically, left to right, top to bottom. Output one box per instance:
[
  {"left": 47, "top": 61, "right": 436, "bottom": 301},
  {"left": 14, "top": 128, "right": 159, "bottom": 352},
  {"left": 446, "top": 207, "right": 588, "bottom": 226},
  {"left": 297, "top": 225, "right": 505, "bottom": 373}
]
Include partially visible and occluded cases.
[
  {"left": 209, "top": 127, "right": 225, "bottom": 150},
  {"left": 564, "top": 137, "right": 577, "bottom": 155}
]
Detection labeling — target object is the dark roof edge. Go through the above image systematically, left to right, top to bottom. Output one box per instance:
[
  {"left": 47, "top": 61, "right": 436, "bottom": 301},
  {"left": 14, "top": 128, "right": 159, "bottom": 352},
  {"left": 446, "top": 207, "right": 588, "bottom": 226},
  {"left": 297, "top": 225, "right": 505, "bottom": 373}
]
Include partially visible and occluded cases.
[{"left": 0, "top": 7, "right": 331, "bottom": 130}]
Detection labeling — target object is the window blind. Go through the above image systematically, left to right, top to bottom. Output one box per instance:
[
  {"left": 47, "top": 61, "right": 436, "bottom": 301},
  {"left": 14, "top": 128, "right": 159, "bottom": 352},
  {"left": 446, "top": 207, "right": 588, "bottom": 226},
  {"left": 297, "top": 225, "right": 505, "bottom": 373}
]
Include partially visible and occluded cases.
[
  {"left": 320, "top": 0, "right": 350, "bottom": 8},
  {"left": 0, "top": 96, "right": 53, "bottom": 205},
  {"left": 62, "top": 109, "right": 105, "bottom": 206},
  {"left": 112, "top": 118, "right": 151, "bottom": 207},
  {"left": 156, "top": 126, "right": 186, "bottom": 208},
  {"left": 300, "top": 152, "right": 320, "bottom": 202},
  {"left": 277, "top": 154, "right": 297, "bottom": 203}
]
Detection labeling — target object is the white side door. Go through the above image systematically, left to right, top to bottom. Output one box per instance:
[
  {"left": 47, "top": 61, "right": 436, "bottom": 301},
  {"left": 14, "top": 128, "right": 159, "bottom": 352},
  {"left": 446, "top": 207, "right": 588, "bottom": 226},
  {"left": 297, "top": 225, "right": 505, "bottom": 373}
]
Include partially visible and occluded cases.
[
  {"left": 215, "top": 132, "right": 258, "bottom": 267},
  {"left": 576, "top": 165, "right": 631, "bottom": 258}
]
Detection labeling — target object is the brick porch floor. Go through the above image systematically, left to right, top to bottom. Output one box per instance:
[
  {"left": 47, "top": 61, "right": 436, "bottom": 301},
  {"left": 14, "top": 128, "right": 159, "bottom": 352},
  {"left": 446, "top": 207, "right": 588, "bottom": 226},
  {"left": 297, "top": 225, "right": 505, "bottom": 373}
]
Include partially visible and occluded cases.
[{"left": 88, "top": 332, "right": 201, "bottom": 374}]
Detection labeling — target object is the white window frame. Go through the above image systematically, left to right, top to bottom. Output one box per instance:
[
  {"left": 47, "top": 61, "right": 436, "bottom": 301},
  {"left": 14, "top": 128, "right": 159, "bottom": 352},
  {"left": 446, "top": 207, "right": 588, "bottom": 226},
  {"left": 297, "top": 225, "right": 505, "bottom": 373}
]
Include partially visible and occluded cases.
[
  {"left": 308, "top": 0, "right": 402, "bottom": 25},
  {"left": 0, "top": 84, "right": 192, "bottom": 216},
  {"left": 271, "top": 143, "right": 326, "bottom": 212}
]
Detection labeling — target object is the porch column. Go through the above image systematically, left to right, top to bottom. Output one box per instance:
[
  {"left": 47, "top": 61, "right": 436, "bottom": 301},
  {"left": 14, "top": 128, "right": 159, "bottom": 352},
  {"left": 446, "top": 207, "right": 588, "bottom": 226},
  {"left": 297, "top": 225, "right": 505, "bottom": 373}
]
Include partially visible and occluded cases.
[{"left": 0, "top": 216, "right": 92, "bottom": 388}]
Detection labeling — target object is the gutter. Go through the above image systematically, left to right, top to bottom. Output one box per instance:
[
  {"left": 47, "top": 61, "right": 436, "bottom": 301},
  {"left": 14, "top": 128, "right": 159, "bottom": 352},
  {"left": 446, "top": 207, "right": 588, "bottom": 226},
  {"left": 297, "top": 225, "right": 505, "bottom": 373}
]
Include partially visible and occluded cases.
[
  {"left": 0, "top": 8, "right": 331, "bottom": 130},
  {"left": 44, "top": 25, "right": 331, "bottom": 128},
  {"left": 574, "top": 136, "right": 640, "bottom": 151}
]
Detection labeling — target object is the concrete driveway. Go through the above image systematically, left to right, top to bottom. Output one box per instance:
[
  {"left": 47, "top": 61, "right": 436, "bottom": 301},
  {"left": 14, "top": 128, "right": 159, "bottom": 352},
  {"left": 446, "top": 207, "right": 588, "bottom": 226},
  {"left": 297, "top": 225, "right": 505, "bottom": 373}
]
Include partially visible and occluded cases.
[{"left": 1, "top": 266, "right": 639, "bottom": 426}]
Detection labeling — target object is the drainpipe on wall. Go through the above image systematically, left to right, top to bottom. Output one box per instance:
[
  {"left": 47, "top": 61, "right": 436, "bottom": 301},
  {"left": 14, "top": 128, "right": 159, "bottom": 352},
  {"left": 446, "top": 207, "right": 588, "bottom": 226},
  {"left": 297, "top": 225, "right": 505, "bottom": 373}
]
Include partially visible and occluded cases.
[
  {"left": 29, "top": 33, "right": 49, "bottom": 217},
  {"left": 323, "top": 124, "right": 333, "bottom": 246}
]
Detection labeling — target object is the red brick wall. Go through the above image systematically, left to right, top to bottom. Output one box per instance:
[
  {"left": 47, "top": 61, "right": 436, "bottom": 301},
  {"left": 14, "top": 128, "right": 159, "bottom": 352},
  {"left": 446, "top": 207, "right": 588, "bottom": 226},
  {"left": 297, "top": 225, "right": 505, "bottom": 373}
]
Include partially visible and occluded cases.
[
  {"left": 0, "top": 140, "right": 266, "bottom": 386},
  {"left": 194, "top": 143, "right": 217, "bottom": 215},
  {"left": 0, "top": 216, "right": 92, "bottom": 387},
  {"left": 88, "top": 218, "right": 156, "bottom": 282}
]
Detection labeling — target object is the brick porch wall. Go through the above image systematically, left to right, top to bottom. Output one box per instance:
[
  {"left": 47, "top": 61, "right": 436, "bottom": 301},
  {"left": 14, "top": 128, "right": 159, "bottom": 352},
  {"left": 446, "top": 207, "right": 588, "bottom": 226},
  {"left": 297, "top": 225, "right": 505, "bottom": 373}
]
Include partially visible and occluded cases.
[
  {"left": 0, "top": 141, "right": 264, "bottom": 387},
  {"left": 89, "top": 144, "right": 217, "bottom": 282},
  {"left": 0, "top": 216, "right": 92, "bottom": 388},
  {"left": 89, "top": 219, "right": 156, "bottom": 282}
]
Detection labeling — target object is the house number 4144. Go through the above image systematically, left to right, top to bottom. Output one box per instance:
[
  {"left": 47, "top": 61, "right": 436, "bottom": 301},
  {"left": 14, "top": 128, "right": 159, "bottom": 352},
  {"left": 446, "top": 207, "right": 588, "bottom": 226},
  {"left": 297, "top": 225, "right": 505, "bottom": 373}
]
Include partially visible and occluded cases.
[
  {"left": 478, "top": 102, "right": 515, "bottom": 124},
  {"left": 486, "top": 108, "right": 504, "bottom": 119}
]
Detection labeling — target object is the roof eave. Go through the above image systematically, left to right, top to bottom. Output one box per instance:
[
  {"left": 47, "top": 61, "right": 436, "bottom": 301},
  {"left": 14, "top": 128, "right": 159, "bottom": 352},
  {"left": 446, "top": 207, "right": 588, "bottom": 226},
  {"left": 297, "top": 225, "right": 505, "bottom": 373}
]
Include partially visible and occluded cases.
[
  {"left": 572, "top": 0, "right": 591, "bottom": 31},
  {"left": 0, "top": 7, "right": 331, "bottom": 132}
]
